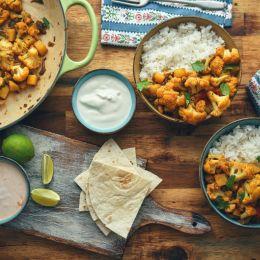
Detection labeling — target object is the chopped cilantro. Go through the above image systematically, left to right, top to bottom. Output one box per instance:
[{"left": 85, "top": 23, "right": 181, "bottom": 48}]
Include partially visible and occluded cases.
[
  {"left": 42, "top": 17, "right": 50, "bottom": 29},
  {"left": 191, "top": 61, "right": 205, "bottom": 72},
  {"left": 137, "top": 80, "right": 150, "bottom": 91},
  {"left": 220, "top": 83, "right": 230, "bottom": 96},
  {"left": 184, "top": 92, "right": 191, "bottom": 106},
  {"left": 256, "top": 156, "right": 260, "bottom": 162},
  {"left": 226, "top": 175, "right": 236, "bottom": 189},
  {"left": 238, "top": 192, "right": 246, "bottom": 202},
  {"left": 215, "top": 196, "right": 229, "bottom": 210}
]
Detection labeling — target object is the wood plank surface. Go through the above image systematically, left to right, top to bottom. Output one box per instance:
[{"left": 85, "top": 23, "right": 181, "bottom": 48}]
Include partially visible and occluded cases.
[
  {"left": 0, "top": 0, "right": 260, "bottom": 259},
  {"left": 2, "top": 126, "right": 210, "bottom": 257}
]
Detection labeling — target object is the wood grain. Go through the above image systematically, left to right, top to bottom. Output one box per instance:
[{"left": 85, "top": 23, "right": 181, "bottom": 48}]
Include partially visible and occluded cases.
[
  {"left": 1, "top": 0, "right": 260, "bottom": 259},
  {"left": 2, "top": 126, "right": 210, "bottom": 257}
]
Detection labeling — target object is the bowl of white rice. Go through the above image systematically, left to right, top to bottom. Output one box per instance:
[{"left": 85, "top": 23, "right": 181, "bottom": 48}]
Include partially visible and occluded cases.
[
  {"left": 133, "top": 17, "right": 241, "bottom": 124},
  {"left": 199, "top": 118, "right": 260, "bottom": 228}
]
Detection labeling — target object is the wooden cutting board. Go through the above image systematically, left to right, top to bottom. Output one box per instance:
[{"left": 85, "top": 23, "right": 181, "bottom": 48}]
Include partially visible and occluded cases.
[{"left": 3, "top": 125, "right": 211, "bottom": 257}]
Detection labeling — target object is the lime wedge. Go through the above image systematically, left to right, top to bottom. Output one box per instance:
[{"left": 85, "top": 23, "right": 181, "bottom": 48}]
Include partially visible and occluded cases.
[
  {"left": 41, "top": 153, "right": 54, "bottom": 185},
  {"left": 31, "top": 188, "right": 60, "bottom": 207}
]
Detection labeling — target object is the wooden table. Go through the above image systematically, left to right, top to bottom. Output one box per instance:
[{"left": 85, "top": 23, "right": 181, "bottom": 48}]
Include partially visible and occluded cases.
[{"left": 1, "top": 0, "right": 260, "bottom": 259}]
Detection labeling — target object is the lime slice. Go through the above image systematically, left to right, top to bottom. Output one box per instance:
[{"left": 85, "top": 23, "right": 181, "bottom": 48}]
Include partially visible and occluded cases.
[
  {"left": 41, "top": 153, "right": 54, "bottom": 185},
  {"left": 31, "top": 188, "right": 60, "bottom": 207}
]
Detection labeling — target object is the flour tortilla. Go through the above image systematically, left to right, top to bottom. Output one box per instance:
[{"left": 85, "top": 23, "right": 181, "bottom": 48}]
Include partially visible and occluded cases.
[
  {"left": 75, "top": 140, "right": 161, "bottom": 237},
  {"left": 75, "top": 148, "right": 137, "bottom": 213},
  {"left": 76, "top": 148, "right": 138, "bottom": 235},
  {"left": 83, "top": 148, "right": 138, "bottom": 235},
  {"left": 88, "top": 161, "right": 150, "bottom": 238},
  {"left": 79, "top": 191, "right": 88, "bottom": 212}
]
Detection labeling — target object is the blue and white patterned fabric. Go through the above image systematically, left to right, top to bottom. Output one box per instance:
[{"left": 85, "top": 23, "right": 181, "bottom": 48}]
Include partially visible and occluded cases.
[
  {"left": 101, "top": 0, "right": 233, "bottom": 47},
  {"left": 248, "top": 71, "right": 260, "bottom": 116}
]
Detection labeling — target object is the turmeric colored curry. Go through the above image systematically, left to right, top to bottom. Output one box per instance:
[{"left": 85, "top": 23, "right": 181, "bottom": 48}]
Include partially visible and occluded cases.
[
  {"left": 0, "top": 0, "right": 49, "bottom": 104},
  {"left": 139, "top": 46, "right": 240, "bottom": 125},
  {"left": 204, "top": 154, "right": 260, "bottom": 224}
]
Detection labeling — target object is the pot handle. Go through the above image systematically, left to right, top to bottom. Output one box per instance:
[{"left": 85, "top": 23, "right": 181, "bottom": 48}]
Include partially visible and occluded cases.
[{"left": 59, "top": 0, "right": 98, "bottom": 77}]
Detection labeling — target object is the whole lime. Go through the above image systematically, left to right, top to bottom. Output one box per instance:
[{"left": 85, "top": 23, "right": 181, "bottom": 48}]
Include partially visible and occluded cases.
[{"left": 2, "top": 134, "right": 35, "bottom": 164}]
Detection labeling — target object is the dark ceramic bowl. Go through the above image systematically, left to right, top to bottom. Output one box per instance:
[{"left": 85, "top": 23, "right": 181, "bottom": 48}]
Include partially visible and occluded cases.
[
  {"left": 199, "top": 118, "right": 260, "bottom": 228},
  {"left": 0, "top": 156, "right": 30, "bottom": 225}
]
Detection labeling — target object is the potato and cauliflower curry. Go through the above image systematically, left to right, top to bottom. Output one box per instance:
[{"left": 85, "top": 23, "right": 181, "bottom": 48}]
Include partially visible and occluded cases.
[
  {"left": 0, "top": 0, "right": 49, "bottom": 104},
  {"left": 139, "top": 46, "right": 240, "bottom": 125},
  {"left": 204, "top": 154, "right": 260, "bottom": 224}
]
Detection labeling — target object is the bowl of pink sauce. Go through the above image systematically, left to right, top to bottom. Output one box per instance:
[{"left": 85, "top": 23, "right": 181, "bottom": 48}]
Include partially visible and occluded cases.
[{"left": 0, "top": 156, "right": 30, "bottom": 225}]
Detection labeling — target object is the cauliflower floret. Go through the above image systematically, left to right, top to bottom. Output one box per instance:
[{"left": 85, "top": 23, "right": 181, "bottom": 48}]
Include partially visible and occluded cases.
[
  {"left": 6, "top": 0, "right": 22, "bottom": 13},
  {"left": 0, "top": 7, "right": 9, "bottom": 25},
  {"left": 21, "top": 10, "right": 32, "bottom": 25},
  {"left": 15, "top": 21, "right": 28, "bottom": 37},
  {"left": 28, "top": 23, "right": 40, "bottom": 38},
  {"left": 0, "top": 38, "right": 13, "bottom": 51},
  {"left": 12, "top": 38, "right": 28, "bottom": 55},
  {"left": 0, "top": 39, "right": 13, "bottom": 71},
  {"left": 215, "top": 46, "right": 225, "bottom": 57},
  {"left": 19, "top": 47, "right": 42, "bottom": 69},
  {"left": 223, "top": 48, "right": 240, "bottom": 64},
  {"left": 202, "top": 55, "right": 214, "bottom": 75},
  {"left": 210, "top": 56, "right": 224, "bottom": 76},
  {"left": 11, "top": 65, "right": 29, "bottom": 82},
  {"left": 173, "top": 68, "right": 187, "bottom": 78},
  {"left": 153, "top": 72, "right": 165, "bottom": 84},
  {"left": 210, "top": 75, "right": 229, "bottom": 87},
  {"left": 198, "top": 76, "right": 211, "bottom": 91},
  {"left": 227, "top": 76, "right": 238, "bottom": 97},
  {"left": 170, "top": 77, "right": 183, "bottom": 91},
  {"left": 184, "top": 77, "right": 198, "bottom": 94},
  {"left": 145, "top": 84, "right": 160, "bottom": 97},
  {"left": 158, "top": 90, "right": 178, "bottom": 112},
  {"left": 207, "top": 91, "right": 231, "bottom": 117},
  {"left": 176, "top": 94, "right": 186, "bottom": 107},
  {"left": 195, "top": 100, "right": 206, "bottom": 113},
  {"left": 179, "top": 104, "right": 207, "bottom": 125},
  {"left": 203, "top": 154, "right": 229, "bottom": 174},
  {"left": 229, "top": 162, "right": 260, "bottom": 182},
  {"left": 214, "top": 174, "right": 228, "bottom": 187},
  {"left": 240, "top": 175, "right": 260, "bottom": 204},
  {"left": 206, "top": 183, "right": 229, "bottom": 201},
  {"left": 225, "top": 203, "right": 236, "bottom": 213},
  {"left": 240, "top": 206, "right": 257, "bottom": 219}
]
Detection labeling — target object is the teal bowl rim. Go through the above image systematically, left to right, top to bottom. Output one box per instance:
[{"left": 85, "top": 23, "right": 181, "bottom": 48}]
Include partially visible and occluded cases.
[
  {"left": 72, "top": 69, "right": 136, "bottom": 134},
  {"left": 199, "top": 117, "right": 260, "bottom": 228},
  {"left": 0, "top": 156, "right": 30, "bottom": 225}
]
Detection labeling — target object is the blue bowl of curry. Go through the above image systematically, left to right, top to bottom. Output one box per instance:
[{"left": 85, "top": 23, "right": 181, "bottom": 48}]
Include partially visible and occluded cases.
[{"left": 199, "top": 118, "right": 260, "bottom": 228}]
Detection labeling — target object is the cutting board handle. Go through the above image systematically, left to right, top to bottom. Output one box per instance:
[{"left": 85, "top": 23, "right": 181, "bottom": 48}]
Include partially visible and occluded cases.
[{"left": 132, "top": 197, "right": 211, "bottom": 235}]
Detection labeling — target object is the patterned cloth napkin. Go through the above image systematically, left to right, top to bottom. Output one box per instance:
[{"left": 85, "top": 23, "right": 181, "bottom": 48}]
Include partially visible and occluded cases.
[
  {"left": 101, "top": 0, "right": 233, "bottom": 47},
  {"left": 248, "top": 71, "right": 260, "bottom": 116}
]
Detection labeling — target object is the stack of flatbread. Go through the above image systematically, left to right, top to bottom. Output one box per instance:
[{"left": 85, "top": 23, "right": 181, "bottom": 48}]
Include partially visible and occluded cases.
[{"left": 74, "top": 139, "right": 162, "bottom": 238}]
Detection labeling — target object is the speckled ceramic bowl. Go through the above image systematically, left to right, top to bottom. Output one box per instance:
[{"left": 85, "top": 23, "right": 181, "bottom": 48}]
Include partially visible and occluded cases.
[
  {"left": 133, "top": 16, "right": 242, "bottom": 125},
  {"left": 199, "top": 118, "right": 260, "bottom": 228},
  {"left": 0, "top": 156, "right": 30, "bottom": 225}
]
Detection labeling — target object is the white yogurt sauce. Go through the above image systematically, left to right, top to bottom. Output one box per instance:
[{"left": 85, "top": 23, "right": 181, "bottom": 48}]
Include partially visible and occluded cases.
[
  {"left": 76, "top": 75, "right": 132, "bottom": 130},
  {"left": 0, "top": 161, "right": 28, "bottom": 221}
]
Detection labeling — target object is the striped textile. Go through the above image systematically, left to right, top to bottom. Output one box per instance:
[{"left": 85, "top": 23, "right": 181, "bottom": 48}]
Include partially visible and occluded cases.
[{"left": 101, "top": 0, "right": 232, "bottom": 47}]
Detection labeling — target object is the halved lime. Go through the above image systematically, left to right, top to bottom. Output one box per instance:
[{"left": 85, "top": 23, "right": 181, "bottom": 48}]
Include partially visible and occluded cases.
[
  {"left": 41, "top": 154, "right": 54, "bottom": 185},
  {"left": 31, "top": 188, "right": 60, "bottom": 207}
]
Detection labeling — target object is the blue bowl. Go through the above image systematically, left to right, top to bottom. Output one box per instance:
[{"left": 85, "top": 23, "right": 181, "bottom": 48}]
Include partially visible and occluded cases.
[
  {"left": 72, "top": 69, "right": 136, "bottom": 134},
  {"left": 199, "top": 117, "right": 260, "bottom": 228},
  {"left": 0, "top": 156, "right": 30, "bottom": 225}
]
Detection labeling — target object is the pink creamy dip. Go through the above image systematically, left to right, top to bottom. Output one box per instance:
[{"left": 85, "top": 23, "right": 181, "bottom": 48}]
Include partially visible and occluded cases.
[{"left": 0, "top": 161, "right": 28, "bottom": 221}]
